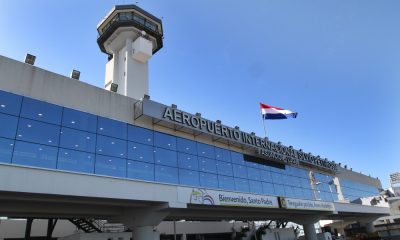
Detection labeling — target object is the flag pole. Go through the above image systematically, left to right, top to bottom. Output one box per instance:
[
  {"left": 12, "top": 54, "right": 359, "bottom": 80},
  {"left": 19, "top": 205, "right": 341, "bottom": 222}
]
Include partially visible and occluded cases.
[{"left": 260, "top": 103, "right": 267, "bottom": 138}]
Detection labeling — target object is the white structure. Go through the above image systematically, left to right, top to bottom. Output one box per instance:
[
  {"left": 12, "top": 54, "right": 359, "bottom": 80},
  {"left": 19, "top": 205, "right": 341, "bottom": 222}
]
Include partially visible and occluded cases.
[{"left": 97, "top": 5, "right": 163, "bottom": 99}]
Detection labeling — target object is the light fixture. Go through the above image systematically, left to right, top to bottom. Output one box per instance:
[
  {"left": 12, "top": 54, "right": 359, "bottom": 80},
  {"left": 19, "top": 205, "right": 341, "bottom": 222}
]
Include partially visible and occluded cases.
[
  {"left": 24, "top": 54, "right": 36, "bottom": 65},
  {"left": 70, "top": 70, "right": 80, "bottom": 80},
  {"left": 110, "top": 83, "right": 118, "bottom": 92}
]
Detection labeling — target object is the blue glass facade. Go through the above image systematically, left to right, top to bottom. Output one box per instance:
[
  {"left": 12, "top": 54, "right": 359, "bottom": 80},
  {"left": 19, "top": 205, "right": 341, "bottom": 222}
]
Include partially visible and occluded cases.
[{"left": 0, "top": 90, "right": 379, "bottom": 202}]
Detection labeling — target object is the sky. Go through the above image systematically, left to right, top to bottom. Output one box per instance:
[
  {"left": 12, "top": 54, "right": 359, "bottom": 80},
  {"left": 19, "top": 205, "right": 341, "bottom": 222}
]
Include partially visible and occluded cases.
[{"left": 0, "top": 1, "right": 399, "bottom": 188}]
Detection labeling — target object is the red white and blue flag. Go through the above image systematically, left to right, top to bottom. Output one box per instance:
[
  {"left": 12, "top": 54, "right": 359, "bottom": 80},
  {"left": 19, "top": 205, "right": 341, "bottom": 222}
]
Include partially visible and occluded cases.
[{"left": 260, "top": 103, "right": 298, "bottom": 120}]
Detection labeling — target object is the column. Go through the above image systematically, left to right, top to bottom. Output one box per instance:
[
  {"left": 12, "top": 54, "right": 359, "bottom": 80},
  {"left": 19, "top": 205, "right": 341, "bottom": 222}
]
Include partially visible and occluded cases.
[
  {"left": 303, "top": 223, "right": 318, "bottom": 240},
  {"left": 132, "top": 226, "right": 160, "bottom": 240}
]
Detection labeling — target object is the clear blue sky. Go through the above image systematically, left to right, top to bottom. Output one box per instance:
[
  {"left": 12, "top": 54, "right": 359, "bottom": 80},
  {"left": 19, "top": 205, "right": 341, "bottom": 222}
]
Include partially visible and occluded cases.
[{"left": 0, "top": 1, "right": 398, "bottom": 188}]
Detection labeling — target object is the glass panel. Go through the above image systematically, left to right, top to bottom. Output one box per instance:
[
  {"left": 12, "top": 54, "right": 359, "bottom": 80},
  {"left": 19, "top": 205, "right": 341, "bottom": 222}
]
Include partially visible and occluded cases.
[
  {"left": 119, "top": 12, "right": 132, "bottom": 21},
  {"left": 133, "top": 14, "right": 145, "bottom": 25},
  {"left": 145, "top": 20, "right": 157, "bottom": 32},
  {"left": 0, "top": 90, "right": 22, "bottom": 116},
  {"left": 20, "top": 97, "right": 62, "bottom": 124},
  {"left": 62, "top": 108, "right": 97, "bottom": 133},
  {"left": 0, "top": 113, "right": 18, "bottom": 139},
  {"left": 97, "top": 116, "right": 127, "bottom": 139},
  {"left": 16, "top": 118, "right": 60, "bottom": 146},
  {"left": 128, "top": 125, "right": 153, "bottom": 145},
  {"left": 60, "top": 127, "right": 96, "bottom": 153},
  {"left": 154, "top": 132, "right": 176, "bottom": 150},
  {"left": 96, "top": 135, "right": 127, "bottom": 158},
  {"left": 176, "top": 137, "right": 197, "bottom": 155},
  {"left": 0, "top": 138, "right": 14, "bottom": 163},
  {"left": 12, "top": 141, "right": 57, "bottom": 169},
  {"left": 128, "top": 142, "right": 154, "bottom": 163},
  {"left": 197, "top": 143, "right": 215, "bottom": 159},
  {"left": 154, "top": 147, "right": 177, "bottom": 167},
  {"left": 215, "top": 147, "right": 231, "bottom": 163},
  {"left": 57, "top": 148, "right": 95, "bottom": 173},
  {"left": 231, "top": 151, "right": 246, "bottom": 165},
  {"left": 178, "top": 153, "right": 198, "bottom": 170},
  {"left": 95, "top": 155, "right": 126, "bottom": 178},
  {"left": 198, "top": 157, "right": 217, "bottom": 174},
  {"left": 127, "top": 160, "right": 154, "bottom": 181},
  {"left": 216, "top": 161, "right": 233, "bottom": 176},
  {"left": 246, "top": 161, "right": 259, "bottom": 169},
  {"left": 232, "top": 164, "right": 247, "bottom": 178},
  {"left": 155, "top": 165, "right": 178, "bottom": 184},
  {"left": 247, "top": 167, "right": 261, "bottom": 181},
  {"left": 179, "top": 169, "right": 200, "bottom": 186},
  {"left": 260, "top": 170, "right": 272, "bottom": 182},
  {"left": 199, "top": 172, "right": 218, "bottom": 188},
  {"left": 271, "top": 172, "right": 282, "bottom": 184},
  {"left": 218, "top": 175, "right": 235, "bottom": 191},
  {"left": 234, "top": 178, "right": 249, "bottom": 192},
  {"left": 301, "top": 178, "right": 310, "bottom": 189},
  {"left": 249, "top": 180, "right": 263, "bottom": 194},
  {"left": 262, "top": 182, "right": 275, "bottom": 195},
  {"left": 274, "top": 184, "right": 285, "bottom": 196},
  {"left": 284, "top": 185, "right": 295, "bottom": 197}
]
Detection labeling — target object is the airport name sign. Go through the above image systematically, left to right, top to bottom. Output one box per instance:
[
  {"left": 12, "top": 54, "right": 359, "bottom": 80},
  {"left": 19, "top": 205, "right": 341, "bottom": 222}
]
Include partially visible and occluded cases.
[{"left": 162, "top": 106, "right": 337, "bottom": 172}]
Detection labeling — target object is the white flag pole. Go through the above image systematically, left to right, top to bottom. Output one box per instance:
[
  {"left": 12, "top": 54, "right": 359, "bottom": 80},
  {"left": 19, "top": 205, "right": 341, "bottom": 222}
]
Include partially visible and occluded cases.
[{"left": 260, "top": 103, "right": 267, "bottom": 138}]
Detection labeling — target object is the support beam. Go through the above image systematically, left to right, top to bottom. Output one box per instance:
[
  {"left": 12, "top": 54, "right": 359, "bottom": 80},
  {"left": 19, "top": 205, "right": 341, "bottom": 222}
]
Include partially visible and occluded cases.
[
  {"left": 25, "top": 218, "right": 34, "bottom": 240},
  {"left": 303, "top": 223, "right": 318, "bottom": 240}
]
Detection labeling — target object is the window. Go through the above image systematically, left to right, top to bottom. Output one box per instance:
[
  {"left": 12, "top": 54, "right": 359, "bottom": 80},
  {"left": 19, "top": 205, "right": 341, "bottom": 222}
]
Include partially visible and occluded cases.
[
  {"left": 119, "top": 12, "right": 132, "bottom": 21},
  {"left": 133, "top": 14, "right": 145, "bottom": 25},
  {"left": 145, "top": 20, "right": 157, "bottom": 32},
  {"left": 0, "top": 90, "right": 22, "bottom": 116},
  {"left": 20, "top": 97, "right": 62, "bottom": 124},
  {"left": 62, "top": 108, "right": 97, "bottom": 133},
  {"left": 0, "top": 113, "right": 18, "bottom": 139},
  {"left": 97, "top": 116, "right": 127, "bottom": 140},
  {"left": 16, "top": 118, "right": 60, "bottom": 146},
  {"left": 128, "top": 125, "right": 153, "bottom": 145},
  {"left": 60, "top": 127, "right": 96, "bottom": 153},
  {"left": 154, "top": 132, "right": 176, "bottom": 150},
  {"left": 96, "top": 135, "right": 127, "bottom": 158},
  {"left": 176, "top": 137, "right": 197, "bottom": 155},
  {"left": 0, "top": 138, "right": 14, "bottom": 163},
  {"left": 12, "top": 141, "right": 57, "bottom": 169},
  {"left": 128, "top": 142, "right": 154, "bottom": 163},
  {"left": 197, "top": 143, "right": 215, "bottom": 159},
  {"left": 154, "top": 147, "right": 177, "bottom": 167},
  {"left": 215, "top": 147, "right": 231, "bottom": 163},
  {"left": 57, "top": 148, "right": 95, "bottom": 174},
  {"left": 231, "top": 151, "right": 246, "bottom": 165},
  {"left": 178, "top": 153, "right": 198, "bottom": 170},
  {"left": 95, "top": 155, "right": 126, "bottom": 178},
  {"left": 198, "top": 157, "right": 217, "bottom": 174},
  {"left": 127, "top": 160, "right": 154, "bottom": 181},
  {"left": 216, "top": 161, "right": 233, "bottom": 176},
  {"left": 246, "top": 161, "right": 260, "bottom": 169},
  {"left": 232, "top": 164, "right": 247, "bottom": 178},
  {"left": 155, "top": 165, "right": 178, "bottom": 184},
  {"left": 247, "top": 167, "right": 261, "bottom": 181},
  {"left": 179, "top": 169, "right": 200, "bottom": 186},
  {"left": 260, "top": 170, "right": 272, "bottom": 183},
  {"left": 199, "top": 172, "right": 218, "bottom": 188},
  {"left": 271, "top": 172, "right": 282, "bottom": 184},
  {"left": 218, "top": 175, "right": 235, "bottom": 191},
  {"left": 234, "top": 178, "right": 249, "bottom": 192},
  {"left": 249, "top": 180, "right": 263, "bottom": 194},
  {"left": 262, "top": 182, "right": 275, "bottom": 195},
  {"left": 274, "top": 184, "right": 285, "bottom": 196}
]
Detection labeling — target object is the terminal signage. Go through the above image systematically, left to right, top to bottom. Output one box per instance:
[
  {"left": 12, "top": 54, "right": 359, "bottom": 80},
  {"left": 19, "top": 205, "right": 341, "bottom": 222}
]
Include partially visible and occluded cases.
[
  {"left": 162, "top": 106, "right": 337, "bottom": 172},
  {"left": 178, "top": 187, "right": 279, "bottom": 208},
  {"left": 279, "top": 197, "right": 335, "bottom": 211}
]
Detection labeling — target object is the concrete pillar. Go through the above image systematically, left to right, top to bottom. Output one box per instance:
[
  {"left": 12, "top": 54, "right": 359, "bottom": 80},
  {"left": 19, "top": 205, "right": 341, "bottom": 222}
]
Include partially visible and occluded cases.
[
  {"left": 365, "top": 222, "right": 375, "bottom": 234},
  {"left": 303, "top": 223, "right": 318, "bottom": 240},
  {"left": 132, "top": 226, "right": 160, "bottom": 240},
  {"left": 180, "top": 234, "right": 187, "bottom": 240}
]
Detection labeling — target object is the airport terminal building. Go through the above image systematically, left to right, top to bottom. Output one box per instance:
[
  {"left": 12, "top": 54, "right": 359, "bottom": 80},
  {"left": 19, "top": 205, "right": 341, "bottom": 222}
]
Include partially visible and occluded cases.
[{"left": 0, "top": 5, "right": 390, "bottom": 240}]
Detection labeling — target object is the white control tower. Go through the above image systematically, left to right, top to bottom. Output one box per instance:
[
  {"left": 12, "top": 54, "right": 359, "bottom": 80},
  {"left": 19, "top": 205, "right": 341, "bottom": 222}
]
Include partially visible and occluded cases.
[{"left": 97, "top": 5, "right": 163, "bottom": 100}]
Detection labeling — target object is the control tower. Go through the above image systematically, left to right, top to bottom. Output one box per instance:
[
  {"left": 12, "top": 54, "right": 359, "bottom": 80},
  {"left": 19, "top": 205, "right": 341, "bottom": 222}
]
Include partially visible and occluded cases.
[{"left": 97, "top": 5, "right": 163, "bottom": 99}]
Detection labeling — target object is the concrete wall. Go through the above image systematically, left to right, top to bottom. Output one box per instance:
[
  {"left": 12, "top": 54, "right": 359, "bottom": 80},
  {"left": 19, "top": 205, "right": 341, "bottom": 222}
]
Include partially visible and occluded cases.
[{"left": 0, "top": 219, "right": 76, "bottom": 238}]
